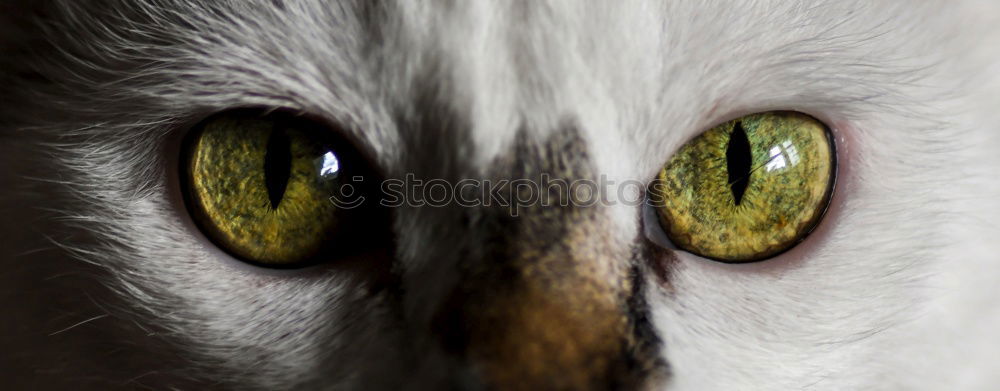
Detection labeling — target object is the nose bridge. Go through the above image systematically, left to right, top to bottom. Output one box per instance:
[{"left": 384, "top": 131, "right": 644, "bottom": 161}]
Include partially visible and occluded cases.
[
  {"left": 419, "top": 124, "right": 662, "bottom": 389},
  {"left": 432, "top": 210, "right": 637, "bottom": 390}
]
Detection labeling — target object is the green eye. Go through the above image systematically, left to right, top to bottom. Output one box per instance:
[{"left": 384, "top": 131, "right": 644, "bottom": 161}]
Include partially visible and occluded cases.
[
  {"left": 181, "top": 110, "right": 377, "bottom": 267},
  {"left": 651, "top": 111, "right": 836, "bottom": 263}
]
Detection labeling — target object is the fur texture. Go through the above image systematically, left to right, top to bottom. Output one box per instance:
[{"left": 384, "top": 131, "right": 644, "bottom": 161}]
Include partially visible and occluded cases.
[{"left": 2, "top": 0, "right": 999, "bottom": 389}]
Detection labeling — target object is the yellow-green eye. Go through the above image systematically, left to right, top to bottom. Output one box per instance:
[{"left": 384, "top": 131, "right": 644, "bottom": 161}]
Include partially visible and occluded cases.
[
  {"left": 181, "top": 110, "right": 377, "bottom": 267},
  {"left": 651, "top": 111, "right": 835, "bottom": 263}
]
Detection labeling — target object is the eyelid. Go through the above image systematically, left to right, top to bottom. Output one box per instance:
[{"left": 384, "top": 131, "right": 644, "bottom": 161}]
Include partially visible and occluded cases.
[{"left": 642, "top": 199, "right": 677, "bottom": 251}]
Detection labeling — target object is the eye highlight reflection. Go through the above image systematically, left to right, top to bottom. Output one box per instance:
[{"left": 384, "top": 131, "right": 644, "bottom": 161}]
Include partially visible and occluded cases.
[
  {"left": 651, "top": 111, "right": 836, "bottom": 263},
  {"left": 765, "top": 140, "right": 800, "bottom": 172}
]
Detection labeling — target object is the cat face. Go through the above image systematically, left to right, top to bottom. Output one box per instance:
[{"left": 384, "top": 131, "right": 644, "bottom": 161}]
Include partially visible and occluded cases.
[{"left": 2, "top": 1, "right": 999, "bottom": 389}]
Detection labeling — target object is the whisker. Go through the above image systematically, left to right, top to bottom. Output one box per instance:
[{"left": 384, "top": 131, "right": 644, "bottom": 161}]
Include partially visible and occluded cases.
[{"left": 48, "top": 314, "right": 109, "bottom": 336}]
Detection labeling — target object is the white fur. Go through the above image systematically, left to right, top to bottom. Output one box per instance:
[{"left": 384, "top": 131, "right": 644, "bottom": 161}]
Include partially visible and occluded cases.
[{"left": 2, "top": 0, "right": 999, "bottom": 389}]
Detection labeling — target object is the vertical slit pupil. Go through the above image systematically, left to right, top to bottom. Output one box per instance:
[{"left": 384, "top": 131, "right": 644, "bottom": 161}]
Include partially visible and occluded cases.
[
  {"left": 726, "top": 121, "right": 753, "bottom": 206},
  {"left": 264, "top": 127, "right": 292, "bottom": 209}
]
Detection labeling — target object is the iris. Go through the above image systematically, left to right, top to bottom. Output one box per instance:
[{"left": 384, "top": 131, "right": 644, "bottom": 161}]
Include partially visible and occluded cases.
[{"left": 652, "top": 111, "right": 836, "bottom": 262}]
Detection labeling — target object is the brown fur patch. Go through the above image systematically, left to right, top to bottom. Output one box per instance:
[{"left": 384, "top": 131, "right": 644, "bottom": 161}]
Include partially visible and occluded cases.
[{"left": 430, "top": 122, "right": 664, "bottom": 389}]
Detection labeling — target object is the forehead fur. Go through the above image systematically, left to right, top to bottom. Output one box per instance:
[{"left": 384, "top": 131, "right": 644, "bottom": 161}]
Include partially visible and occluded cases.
[{"left": 4, "top": 1, "right": 993, "bottom": 168}]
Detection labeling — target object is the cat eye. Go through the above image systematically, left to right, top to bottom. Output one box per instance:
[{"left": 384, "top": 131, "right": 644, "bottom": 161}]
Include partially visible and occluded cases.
[
  {"left": 180, "top": 109, "right": 382, "bottom": 268},
  {"left": 649, "top": 111, "right": 836, "bottom": 263}
]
